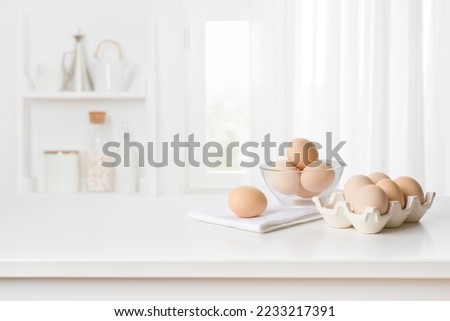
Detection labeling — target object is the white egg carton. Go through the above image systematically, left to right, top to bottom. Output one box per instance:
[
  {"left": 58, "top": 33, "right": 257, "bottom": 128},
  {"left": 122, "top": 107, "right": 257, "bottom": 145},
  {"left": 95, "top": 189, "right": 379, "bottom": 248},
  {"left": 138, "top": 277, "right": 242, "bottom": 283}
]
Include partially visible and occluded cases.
[{"left": 312, "top": 191, "right": 436, "bottom": 234}]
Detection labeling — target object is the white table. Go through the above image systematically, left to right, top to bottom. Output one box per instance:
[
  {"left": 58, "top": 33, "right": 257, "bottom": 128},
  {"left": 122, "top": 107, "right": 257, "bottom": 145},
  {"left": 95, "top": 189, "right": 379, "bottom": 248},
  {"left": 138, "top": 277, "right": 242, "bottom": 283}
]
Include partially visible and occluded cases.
[{"left": 0, "top": 194, "right": 449, "bottom": 300}]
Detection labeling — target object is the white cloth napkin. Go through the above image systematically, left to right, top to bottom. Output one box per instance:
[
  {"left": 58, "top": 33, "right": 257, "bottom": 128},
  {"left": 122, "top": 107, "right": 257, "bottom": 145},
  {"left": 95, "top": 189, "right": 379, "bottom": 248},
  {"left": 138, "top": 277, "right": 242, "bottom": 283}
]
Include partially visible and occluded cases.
[{"left": 187, "top": 203, "right": 321, "bottom": 233}]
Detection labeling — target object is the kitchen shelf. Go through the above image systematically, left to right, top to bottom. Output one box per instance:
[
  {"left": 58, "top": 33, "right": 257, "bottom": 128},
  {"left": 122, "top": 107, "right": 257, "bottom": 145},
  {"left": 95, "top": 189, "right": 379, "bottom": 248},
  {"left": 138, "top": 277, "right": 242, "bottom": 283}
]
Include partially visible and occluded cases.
[
  {"left": 16, "top": 13, "right": 158, "bottom": 197},
  {"left": 22, "top": 91, "right": 146, "bottom": 101},
  {"left": 20, "top": 192, "right": 147, "bottom": 198}
]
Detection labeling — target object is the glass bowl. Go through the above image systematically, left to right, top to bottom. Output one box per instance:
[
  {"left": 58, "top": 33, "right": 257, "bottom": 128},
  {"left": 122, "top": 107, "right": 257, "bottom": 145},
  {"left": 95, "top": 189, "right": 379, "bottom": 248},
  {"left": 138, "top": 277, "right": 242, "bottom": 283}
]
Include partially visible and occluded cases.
[{"left": 260, "top": 160, "right": 345, "bottom": 207}]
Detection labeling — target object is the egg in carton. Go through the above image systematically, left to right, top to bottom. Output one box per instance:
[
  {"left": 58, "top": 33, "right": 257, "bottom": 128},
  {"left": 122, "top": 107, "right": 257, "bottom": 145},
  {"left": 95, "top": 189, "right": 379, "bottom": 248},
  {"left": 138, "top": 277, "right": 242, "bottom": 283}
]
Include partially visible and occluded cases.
[{"left": 312, "top": 192, "right": 436, "bottom": 234}]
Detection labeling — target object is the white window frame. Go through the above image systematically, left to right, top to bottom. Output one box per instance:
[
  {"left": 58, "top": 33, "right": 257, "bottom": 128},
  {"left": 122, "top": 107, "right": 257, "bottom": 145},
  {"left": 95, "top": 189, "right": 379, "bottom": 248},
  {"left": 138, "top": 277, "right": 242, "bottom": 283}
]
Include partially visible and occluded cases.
[{"left": 184, "top": 0, "right": 250, "bottom": 193}]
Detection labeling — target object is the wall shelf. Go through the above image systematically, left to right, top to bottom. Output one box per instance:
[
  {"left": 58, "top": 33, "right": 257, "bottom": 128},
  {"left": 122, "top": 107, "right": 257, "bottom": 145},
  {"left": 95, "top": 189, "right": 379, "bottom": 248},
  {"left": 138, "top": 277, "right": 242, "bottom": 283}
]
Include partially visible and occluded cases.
[
  {"left": 16, "top": 12, "right": 158, "bottom": 197},
  {"left": 22, "top": 91, "right": 146, "bottom": 101},
  {"left": 19, "top": 191, "right": 149, "bottom": 198}
]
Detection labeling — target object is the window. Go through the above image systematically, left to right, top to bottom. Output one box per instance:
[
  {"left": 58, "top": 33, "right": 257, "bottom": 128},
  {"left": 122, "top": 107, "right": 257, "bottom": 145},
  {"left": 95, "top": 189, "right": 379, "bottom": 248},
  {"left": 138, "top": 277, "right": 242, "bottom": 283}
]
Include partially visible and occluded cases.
[
  {"left": 186, "top": 0, "right": 250, "bottom": 192},
  {"left": 205, "top": 21, "right": 250, "bottom": 170}
]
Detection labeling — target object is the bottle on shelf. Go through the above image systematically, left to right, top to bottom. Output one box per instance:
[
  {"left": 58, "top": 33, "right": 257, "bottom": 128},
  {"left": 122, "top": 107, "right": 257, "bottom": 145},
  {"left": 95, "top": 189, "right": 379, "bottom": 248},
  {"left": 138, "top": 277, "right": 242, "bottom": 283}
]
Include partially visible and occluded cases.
[
  {"left": 62, "top": 30, "right": 93, "bottom": 92},
  {"left": 85, "top": 111, "right": 114, "bottom": 192}
]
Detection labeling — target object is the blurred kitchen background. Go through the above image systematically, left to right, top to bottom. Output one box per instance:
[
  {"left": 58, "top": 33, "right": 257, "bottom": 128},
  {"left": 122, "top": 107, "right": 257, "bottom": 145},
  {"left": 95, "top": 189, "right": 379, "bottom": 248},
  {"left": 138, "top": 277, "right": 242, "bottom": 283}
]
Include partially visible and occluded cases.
[{"left": 0, "top": 0, "right": 449, "bottom": 197}]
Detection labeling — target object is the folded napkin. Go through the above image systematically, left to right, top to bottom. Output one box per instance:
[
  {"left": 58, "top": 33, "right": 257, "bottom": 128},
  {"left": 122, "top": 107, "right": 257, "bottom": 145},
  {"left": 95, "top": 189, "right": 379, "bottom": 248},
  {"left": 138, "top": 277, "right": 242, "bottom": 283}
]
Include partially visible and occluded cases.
[{"left": 187, "top": 203, "right": 321, "bottom": 233}]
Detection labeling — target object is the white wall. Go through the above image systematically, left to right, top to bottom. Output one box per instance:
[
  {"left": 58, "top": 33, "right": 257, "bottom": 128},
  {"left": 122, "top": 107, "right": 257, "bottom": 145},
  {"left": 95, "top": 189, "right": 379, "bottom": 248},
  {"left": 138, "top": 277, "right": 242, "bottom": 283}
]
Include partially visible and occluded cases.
[
  {"left": 153, "top": 0, "right": 186, "bottom": 195},
  {"left": 0, "top": 3, "right": 19, "bottom": 195}
]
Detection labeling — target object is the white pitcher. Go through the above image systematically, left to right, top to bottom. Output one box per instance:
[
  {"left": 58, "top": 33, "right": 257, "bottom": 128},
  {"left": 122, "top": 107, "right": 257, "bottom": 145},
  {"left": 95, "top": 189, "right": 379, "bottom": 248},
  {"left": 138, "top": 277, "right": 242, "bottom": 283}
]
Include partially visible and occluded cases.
[
  {"left": 93, "top": 39, "right": 131, "bottom": 92},
  {"left": 35, "top": 63, "right": 64, "bottom": 92}
]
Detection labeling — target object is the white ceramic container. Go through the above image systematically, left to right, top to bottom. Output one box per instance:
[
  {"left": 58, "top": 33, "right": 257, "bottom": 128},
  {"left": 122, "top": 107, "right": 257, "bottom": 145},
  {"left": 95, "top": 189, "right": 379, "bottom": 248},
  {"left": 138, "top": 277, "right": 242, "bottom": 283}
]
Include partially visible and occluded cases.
[
  {"left": 44, "top": 150, "right": 80, "bottom": 193},
  {"left": 313, "top": 191, "right": 436, "bottom": 234}
]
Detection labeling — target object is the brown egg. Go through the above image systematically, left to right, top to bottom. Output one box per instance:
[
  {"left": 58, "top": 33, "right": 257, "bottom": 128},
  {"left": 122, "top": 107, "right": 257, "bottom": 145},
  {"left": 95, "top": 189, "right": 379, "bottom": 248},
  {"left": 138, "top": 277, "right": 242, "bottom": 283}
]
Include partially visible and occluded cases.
[
  {"left": 286, "top": 138, "right": 319, "bottom": 170},
  {"left": 267, "top": 160, "right": 300, "bottom": 195},
  {"left": 300, "top": 160, "right": 335, "bottom": 193},
  {"left": 368, "top": 172, "right": 390, "bottom": 184},
  {"left": 296, "top": 174, "right": 320, "bottom": 198},
  {"left": 343, "top": 175, "right": 374, "bottom": 206},
  {"left": 394, "top": 176, "right": 425, "bottom": 204},
  {"left": 376, "top": 178, "right": 406, "bottom": 208},
  {"left": 353, "top": 185, "right": 389, "bottom": 214},
  {"left": 228, "top": 186, "right": 268, "bottom": 218}
]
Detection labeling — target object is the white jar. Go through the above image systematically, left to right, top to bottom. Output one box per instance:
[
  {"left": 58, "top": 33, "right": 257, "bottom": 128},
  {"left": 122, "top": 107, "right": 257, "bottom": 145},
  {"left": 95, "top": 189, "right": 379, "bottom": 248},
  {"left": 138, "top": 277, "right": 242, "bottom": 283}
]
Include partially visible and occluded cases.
[{"left": 44, "top": 150, "right": 80, "bottom": 193}]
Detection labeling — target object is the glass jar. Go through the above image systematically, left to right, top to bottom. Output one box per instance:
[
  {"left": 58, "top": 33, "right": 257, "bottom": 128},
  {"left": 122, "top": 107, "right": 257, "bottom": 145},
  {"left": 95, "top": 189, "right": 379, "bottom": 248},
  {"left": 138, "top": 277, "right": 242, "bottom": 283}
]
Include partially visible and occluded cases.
[
  {"left": 85, "top": 111, "right": 114, "bottom": 192},
  {"left": 44, "top": 150, "right": 80, "bottom": 193}
]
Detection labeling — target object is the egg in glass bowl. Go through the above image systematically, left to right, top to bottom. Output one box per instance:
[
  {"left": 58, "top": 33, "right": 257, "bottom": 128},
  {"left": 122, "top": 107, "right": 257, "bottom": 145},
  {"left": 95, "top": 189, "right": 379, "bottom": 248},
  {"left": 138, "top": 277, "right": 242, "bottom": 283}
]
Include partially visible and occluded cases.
[{"left": 260, "top": 159, "right": 345, "bottom": 207}]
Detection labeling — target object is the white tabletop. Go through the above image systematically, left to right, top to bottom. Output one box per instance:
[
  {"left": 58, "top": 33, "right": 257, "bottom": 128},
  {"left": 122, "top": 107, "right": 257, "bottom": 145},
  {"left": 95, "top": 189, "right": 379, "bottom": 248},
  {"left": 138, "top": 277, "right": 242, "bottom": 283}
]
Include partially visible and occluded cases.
[{"left": 0, "top": 194, "right": 449, "bottom": 278}]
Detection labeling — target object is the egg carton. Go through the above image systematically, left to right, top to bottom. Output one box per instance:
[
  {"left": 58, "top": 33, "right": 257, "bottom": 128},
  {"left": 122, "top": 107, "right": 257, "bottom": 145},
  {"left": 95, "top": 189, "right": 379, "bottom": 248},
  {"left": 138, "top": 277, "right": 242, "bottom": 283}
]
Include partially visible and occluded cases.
[{"left": 312, "top": 191, "right": 436, "bottom": 234}]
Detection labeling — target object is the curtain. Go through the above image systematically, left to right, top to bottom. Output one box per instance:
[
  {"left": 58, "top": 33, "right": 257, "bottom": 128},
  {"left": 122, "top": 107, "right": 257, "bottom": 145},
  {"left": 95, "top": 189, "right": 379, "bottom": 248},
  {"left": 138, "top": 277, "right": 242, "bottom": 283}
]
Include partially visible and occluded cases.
[
  {"left": 250, "top": 0, "right": 448, "bottom": 195},
  {"left": 424, "top": 0, "right": 450, "bottom": 195}
]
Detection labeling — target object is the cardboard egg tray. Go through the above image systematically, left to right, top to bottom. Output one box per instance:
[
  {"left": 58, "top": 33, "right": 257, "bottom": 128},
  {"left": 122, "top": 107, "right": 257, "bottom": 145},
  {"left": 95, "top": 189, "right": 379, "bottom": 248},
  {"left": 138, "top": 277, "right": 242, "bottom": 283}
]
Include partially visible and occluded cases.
[{"left": 312, "top": 191, "right": 436, "bottom": 234}]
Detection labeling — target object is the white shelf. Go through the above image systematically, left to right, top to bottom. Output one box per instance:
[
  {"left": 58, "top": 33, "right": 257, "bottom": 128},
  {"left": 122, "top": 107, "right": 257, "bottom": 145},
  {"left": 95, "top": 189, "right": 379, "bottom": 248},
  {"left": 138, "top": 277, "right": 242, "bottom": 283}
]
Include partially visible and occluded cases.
[
  {"left": 16, "top": 13, "right": 158, "bottom": 197},
  {"left": 22, "top": 91, "right": 146, "bottom": 101},
  {"left": 19, "top": 192, "right": 146, "bottom": 198}
]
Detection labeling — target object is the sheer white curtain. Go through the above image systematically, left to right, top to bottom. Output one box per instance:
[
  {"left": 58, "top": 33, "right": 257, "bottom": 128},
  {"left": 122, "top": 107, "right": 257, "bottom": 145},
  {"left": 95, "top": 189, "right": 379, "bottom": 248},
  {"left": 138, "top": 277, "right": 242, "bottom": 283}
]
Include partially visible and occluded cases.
[
  {"left": 248, "top": 0, "right": 290, "bottom": 186},
  {"left": 250, "top": 0, "right": 448, "bottom": 194},
  {"left": 424, "top": 0, "right": 450, "bottom": 196}
]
